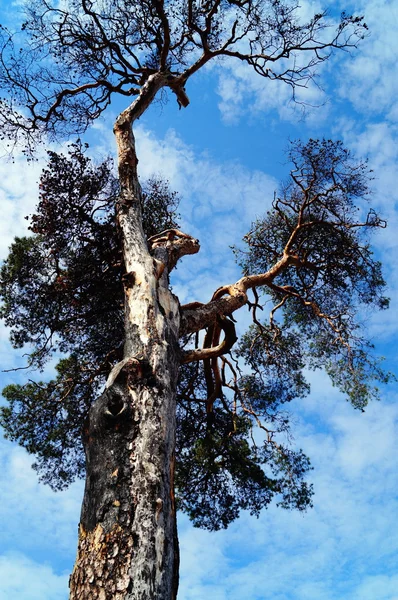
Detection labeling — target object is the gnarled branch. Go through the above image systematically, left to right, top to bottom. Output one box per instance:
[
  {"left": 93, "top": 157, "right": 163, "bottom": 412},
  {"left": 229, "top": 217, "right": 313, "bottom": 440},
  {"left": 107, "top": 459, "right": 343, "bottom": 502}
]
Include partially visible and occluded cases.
[{"left": 180, "top": 316, "right": 237, "bottom": 364}]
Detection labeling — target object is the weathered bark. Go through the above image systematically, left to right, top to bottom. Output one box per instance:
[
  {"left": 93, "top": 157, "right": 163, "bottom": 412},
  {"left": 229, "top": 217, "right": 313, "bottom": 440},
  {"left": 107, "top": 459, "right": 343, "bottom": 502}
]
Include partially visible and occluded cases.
[
  {"left": 70, "top": 76, "right": 183, "bottom": 600},
  {"left": 69, "top": 328, "right": 181, "bottom": 600}
]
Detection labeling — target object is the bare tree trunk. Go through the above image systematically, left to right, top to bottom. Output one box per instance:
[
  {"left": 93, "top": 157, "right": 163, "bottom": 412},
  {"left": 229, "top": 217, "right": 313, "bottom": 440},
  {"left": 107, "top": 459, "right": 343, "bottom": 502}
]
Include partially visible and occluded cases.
[{"left": 70, "top": 76, "right": 181, "bottom": 599}]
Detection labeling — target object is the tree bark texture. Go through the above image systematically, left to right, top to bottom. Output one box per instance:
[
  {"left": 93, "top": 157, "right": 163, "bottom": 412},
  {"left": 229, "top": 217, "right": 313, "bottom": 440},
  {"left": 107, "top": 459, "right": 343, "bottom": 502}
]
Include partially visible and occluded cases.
[
  {"left": 70, "top": 78, "right": 181, "bottom": 600},
  {"left": 69, "top": 335, "right": 181, "bottom": 600}
]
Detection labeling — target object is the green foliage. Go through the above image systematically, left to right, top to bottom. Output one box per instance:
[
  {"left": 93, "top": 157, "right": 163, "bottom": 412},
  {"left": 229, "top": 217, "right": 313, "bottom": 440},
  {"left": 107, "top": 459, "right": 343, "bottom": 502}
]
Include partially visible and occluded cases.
[
  {"left": 0, "top": 138, "right": 390, "bottom": 531},
  {"left": 236, "top": 139, "right": 391, "bottom": 411},
  {"left": 0, "top": 141, "right": 180, "bottom": 487},
  {"left": 0, "top": 142, "right": 180, "bottom": 367},
  {"left": 2, "top": 143, "right": 119, "bottom": 367},
  {"left": 238, "top": 327, "right": 310, "bottom": 406},
  {"left": 1, "top": 356, "right": 93, "bottom": 489},
  {"left": 175, "top": 358, "right": 313, "bottom": 530},
  {"left": 176, "top": 401, "right": 313, "bottom": 530}
]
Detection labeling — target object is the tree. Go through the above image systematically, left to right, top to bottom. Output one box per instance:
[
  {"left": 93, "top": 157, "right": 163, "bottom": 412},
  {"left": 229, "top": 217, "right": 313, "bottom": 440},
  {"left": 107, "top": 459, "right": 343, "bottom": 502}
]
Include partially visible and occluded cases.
[{"left": 0, "top": 1, "right": 389, "bottom": 599}]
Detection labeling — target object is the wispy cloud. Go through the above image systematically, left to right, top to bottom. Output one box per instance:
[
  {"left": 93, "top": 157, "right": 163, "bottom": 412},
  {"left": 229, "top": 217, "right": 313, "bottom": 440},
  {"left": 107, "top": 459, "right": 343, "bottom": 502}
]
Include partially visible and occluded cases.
[
  {"left": 337, "top": 0, "right": 398, "bottom": 120},
  {"left": 134, "top": 125, "right": 278, "bottom": 303},
  {"left": 178, "top": 376, "right": 398, "bottom": 600},
  {"left": 0, "top": 438, "right": 83, "bottom": 561}
]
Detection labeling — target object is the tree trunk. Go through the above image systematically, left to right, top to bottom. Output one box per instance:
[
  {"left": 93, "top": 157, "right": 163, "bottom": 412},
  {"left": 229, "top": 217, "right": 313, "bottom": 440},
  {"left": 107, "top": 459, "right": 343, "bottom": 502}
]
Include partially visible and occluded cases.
[
  {"left": 70, "top": 77, "right": 181, "bottom": 599},
  {"left": 69, "top": 322, "right": 181, "bottom": 600}
]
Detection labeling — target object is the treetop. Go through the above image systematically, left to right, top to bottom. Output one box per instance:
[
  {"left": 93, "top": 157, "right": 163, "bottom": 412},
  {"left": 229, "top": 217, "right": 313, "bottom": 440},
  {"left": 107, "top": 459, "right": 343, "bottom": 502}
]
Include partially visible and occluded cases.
[{"left": 0, "top": 0, "right": 368, "bottom": 146}]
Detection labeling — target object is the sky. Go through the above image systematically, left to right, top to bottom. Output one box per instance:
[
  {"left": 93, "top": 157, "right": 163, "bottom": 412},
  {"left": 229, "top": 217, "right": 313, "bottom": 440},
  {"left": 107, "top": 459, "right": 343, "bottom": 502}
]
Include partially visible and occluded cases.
[{"left": 0, "top": 0, "right": 398, "bottom": 599}]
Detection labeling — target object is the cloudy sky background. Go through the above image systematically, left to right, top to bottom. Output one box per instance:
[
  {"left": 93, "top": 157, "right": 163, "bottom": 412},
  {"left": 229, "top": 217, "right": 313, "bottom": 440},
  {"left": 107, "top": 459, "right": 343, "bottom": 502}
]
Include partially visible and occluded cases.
[{"left": 1, "top": 0, "right": 398, "bottom": 598}]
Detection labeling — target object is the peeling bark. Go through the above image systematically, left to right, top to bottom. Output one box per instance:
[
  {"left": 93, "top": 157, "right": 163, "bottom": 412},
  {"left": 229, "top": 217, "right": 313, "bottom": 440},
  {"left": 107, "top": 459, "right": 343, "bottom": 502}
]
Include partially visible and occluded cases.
[{"left": 69, "top": 333, "right": 181, "bottom": 600}]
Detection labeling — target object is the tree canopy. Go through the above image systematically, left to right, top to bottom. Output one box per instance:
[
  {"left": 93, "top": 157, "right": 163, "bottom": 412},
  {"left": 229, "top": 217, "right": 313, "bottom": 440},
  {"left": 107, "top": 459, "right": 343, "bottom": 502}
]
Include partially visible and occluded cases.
[{"left": 0, "top": 137, "right": 390, "bottom": 530}]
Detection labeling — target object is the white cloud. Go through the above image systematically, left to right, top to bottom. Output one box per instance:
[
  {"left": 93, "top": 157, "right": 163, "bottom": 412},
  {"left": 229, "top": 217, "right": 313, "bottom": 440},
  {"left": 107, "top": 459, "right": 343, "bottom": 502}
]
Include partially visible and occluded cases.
[
  {"left": 213, "top": 0, "right": 398, "bottom": 135},
  {"left": 214, "top": 0, "right": 353, "bottom": 126},
  {"left": 337, "top": 0, "right": 398, "bottom": 120},
  {"left": 216, "top": 58, "right": 328, "bottom": 126},
  {"left": 329, "top": 119, "right": 398, "bottom": 342},
  {"left": 133, "top": 125, "right": 278, "bottom": 303},
  {"left": 0, "top": 154, "right": 42, "bottom": 259},
  {"left": 177, "top": 376, "right": 398, "bottom": 600},
  {"left": 0, "top": 438, "right": 83, "bottom": 562},
  {"left": 0, "top": 553, "right": 68, "bottom": 600},
  {"left": 352, "top": 575, "right": 398, "bottom": 600}
]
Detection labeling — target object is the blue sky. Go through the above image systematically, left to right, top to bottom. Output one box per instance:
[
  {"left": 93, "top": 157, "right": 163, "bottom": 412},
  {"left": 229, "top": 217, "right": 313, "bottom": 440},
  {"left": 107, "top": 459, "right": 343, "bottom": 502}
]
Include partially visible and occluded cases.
[{"left": 1, "top": 0, "right": 398, "bottom": 599}]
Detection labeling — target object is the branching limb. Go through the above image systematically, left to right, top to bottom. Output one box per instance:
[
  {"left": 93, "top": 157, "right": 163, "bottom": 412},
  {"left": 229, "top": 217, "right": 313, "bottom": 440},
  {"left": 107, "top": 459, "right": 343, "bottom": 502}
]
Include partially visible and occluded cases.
[{"left": 180, "top": 253, "right": 291, "bottom": 336}]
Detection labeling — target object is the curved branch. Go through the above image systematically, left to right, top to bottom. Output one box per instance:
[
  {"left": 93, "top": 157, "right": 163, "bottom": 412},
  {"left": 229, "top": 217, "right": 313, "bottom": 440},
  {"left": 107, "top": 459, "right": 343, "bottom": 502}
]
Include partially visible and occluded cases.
[
  {"left": 180, "top": 252, "right": 291, "bottom": 336},
  {"left": 180, "top": 316, "right": 237, "bottom": 364}
]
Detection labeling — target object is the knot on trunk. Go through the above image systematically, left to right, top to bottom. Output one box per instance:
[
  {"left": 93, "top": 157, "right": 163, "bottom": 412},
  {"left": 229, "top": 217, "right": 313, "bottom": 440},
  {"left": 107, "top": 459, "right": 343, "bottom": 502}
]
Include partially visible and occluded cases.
[
  {"left": 122, "top": 271, "right": 136, "bottom": 288},
  {"left": 100, "top": 383, "right": 132, "bottom": 424},
  {"left": 104, "top": 395, "right": 127, "bottom": 419}
]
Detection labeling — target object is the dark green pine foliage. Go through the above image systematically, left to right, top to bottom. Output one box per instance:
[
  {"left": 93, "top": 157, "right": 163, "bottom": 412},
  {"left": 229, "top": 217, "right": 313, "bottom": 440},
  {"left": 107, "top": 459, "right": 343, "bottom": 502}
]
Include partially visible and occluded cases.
[
  {"left": 0, "top": 139, "right": 390, "bottom": 531},
  {"left": 236, "top": 139, "right": 391, "bottom": 412},
  {"left": 0, "top": 142, "right": 180, "bottom": 488},
  {"left": 175, "top": 362, "right": 312, "bottom": 530}
]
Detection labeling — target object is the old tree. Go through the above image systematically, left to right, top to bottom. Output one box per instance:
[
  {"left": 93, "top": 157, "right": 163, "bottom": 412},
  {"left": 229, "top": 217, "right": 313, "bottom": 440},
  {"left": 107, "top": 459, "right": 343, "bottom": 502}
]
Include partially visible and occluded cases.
[{"left": 0, "top": 1, "right": 391, "bottom": 599}]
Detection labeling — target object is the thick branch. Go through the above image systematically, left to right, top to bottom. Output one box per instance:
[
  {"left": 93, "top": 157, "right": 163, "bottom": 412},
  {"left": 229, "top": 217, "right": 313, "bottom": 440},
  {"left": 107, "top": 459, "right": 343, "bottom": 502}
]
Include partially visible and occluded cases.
[{"left": 180, "top": 253, "right": 291, "bottom": 336}]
